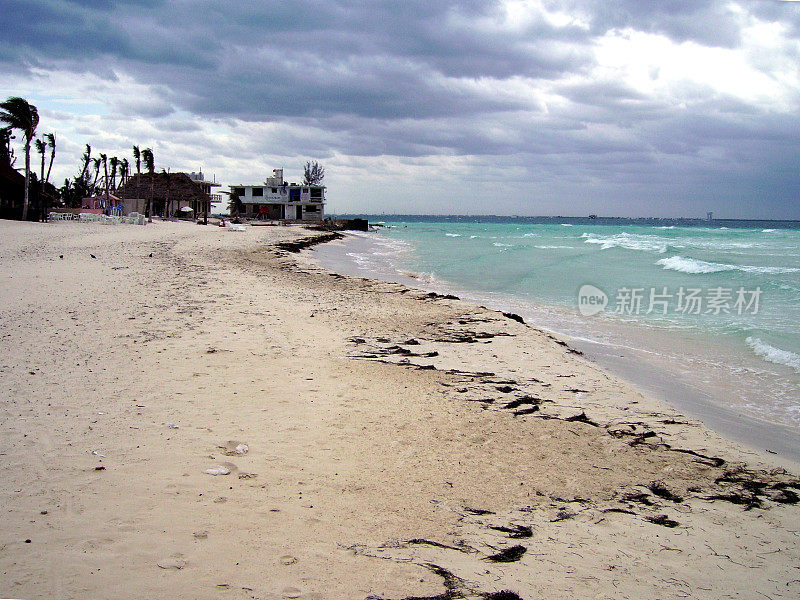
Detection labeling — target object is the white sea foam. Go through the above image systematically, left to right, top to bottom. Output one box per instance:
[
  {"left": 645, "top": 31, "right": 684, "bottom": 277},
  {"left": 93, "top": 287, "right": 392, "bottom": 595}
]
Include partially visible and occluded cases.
[
  {"left": 560, "top": 223, "right": 573, "bottom": 227},
  {"left": 762, "top": 229, "right": 777, "bottom": 233},
  {"left": 583, "top": 232, "right": 668, "bottom": 253},
  {"left": 445, "top": 233, "right": 462, "bottom": 237},
  {"left": 493, "top": 242, "right": 513, "bottom": 247},
  {"left": 534, "top": 245, "right": 572, "bottom": 249},
  {"left": 345, "top": 252, "right": 370, "bottom": 270},
  {"left": 656, "top": 256, "right": 734, "bottom": 274},
  {"left": 657, "top": 256, "right": 800, "bottom": 274},
  {"left": 399, "top": 270, "right": 438, "bottom": 284},
  {"left": 746, "top": 337, "right": 800, "bottom": 373}
]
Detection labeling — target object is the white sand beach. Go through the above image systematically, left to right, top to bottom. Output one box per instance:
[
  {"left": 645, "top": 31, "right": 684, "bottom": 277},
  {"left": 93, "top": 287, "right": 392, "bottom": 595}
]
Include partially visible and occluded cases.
[{"left": 1, "top": 219, "right": 798, "bottom": 600}]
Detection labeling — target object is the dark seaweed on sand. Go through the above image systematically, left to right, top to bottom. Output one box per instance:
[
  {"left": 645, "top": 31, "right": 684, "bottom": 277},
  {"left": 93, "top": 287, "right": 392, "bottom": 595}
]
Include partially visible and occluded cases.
[{"left": 485, "top": 545, "right": 527, "bottom": 563}]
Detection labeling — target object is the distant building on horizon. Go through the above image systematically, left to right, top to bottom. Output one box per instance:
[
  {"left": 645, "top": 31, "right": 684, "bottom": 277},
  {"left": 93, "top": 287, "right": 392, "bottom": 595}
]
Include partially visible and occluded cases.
[{"left": 231, "top": 168, "right": 325, "bottom": 222}]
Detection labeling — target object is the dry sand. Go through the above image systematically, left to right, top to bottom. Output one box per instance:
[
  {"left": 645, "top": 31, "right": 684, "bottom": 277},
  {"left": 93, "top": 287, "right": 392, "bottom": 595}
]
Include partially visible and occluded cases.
[{"left": 0, "top": 218, "right": 798, "bottom": 600}]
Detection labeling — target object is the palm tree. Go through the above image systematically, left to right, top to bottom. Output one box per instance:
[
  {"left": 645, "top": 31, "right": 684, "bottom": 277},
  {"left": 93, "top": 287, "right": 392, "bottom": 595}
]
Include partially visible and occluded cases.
[
  {"left": 0, "top": 96, "right": 39, "bottom": 220},
  {"left": 0, "top": 126, "right": 13, "bottom": 166},
  {"left": 44, "top": 133, "right": 56, "bottom": 186},
  {"left": 35, "top": 137, "right": 46, "bottom": 221},
  {"left": 35, "top": 138, "right": 46, "bottom": 187},
  {"left": 80, "top": 144, "right": 92, "bottom": 180},
  {"left": 132, "top": 145, "right": 141, "bottom": 212},
  {"left": 142, "top": 147, "right": 154, "bottom": 220},
  {"left": 100, "top": 153, "right": 108, "bottom": 208},
  {"left": 109, "top": 156, "right": 119, "bottom": 191},
  {"left": 91, "top": 157, "right": 102, "bottom": 194},
  {"left": 119, "top": 158, "right": 129, "bottom": 187},
  {"left": 226, "top": 190, "right": 243, "bottom": 221}
]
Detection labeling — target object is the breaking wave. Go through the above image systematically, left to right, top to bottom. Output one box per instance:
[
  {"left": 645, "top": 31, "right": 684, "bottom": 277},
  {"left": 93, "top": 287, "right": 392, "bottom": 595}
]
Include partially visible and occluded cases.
[
  {"left": 583, "top": 232, "right": 668, "bottom": 253},
  {"left": 657, "top": 256, "right": 800, "bottom": 275},
  {"left": 746, "top": 337, "right": 800, "bottom": 373}
]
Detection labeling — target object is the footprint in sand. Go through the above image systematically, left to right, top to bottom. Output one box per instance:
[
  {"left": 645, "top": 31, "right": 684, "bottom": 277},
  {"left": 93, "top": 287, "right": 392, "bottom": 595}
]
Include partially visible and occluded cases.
[
  {"left": 157, "top": 554, "right": 186, "bottom": 570},
  {"left": 281, "top": 587, "right": 302, "bottom": 599}
]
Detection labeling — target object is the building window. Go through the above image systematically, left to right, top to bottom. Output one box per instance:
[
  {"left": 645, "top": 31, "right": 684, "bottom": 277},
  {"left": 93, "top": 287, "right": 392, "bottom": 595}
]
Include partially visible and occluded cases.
[
  {"left": 233, "top": 187, "right": 245, "bottom": 196},
  {"left": 252, "top": 187, "right": 263, "bottom": 196},
  {"left": 271, "top": 187, "right": 277, "bottom": 193},
  {"left": 310, "top": 188, "right": 322, "bottom": 199},
  {"left": 305, "top": 204, "right": 318, "bottom": 212}
]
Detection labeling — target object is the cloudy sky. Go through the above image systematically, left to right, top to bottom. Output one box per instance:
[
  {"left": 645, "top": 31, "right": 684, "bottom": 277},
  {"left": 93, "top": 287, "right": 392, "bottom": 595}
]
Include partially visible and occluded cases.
[{"left": 2, "top": 0, "right": 800, "bottom": 218}]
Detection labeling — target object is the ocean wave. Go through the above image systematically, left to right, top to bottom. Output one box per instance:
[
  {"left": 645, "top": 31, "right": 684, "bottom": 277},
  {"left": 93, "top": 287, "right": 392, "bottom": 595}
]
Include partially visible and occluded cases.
[
  {"left": 560, "top": 223, "right": 573, "bottom": 227},
  {"left": 762, "top": 229, "right": 776, "bottom": 233},
  {"left": 583, "top": 232, "right": 668, "bottom": 253},
  {"left": 445, "top": 233, "right": 462, "bottom": 237},
  {"left": 493, "top": 242, "right": 513, "bottom": 247},
  {"left": 534, "top": 245, "right": 572, "bottom": 249},
  {"left": 345, "top": 252, "right": 370, "bottom": 270},
  {"left": 656, "top": 255, "right": 800, "bottom": 275},
  {"left": 656, "top": 256, "right": 734, "bottom": 274},
  {"left": 398, "top": 270, "right": 438, "bottom": 284},
  {"left": 746, "top": 337, "right": 800, "bottom": 373}
]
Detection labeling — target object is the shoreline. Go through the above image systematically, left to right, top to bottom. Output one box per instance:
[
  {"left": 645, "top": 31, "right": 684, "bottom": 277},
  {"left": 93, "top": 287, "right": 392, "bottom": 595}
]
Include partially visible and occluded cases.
[
  {"left": 1, "top": 219, "right": 798, "bottom": 599},
  {"left": 313, "top": 230, "right": 800, "bottom": 470}
]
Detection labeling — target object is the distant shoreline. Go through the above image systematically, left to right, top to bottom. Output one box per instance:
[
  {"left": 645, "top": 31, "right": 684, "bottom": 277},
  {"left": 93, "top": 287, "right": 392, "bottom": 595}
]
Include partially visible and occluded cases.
[{"left": 331, "top": 214, "right": 800, "bottom": 227}]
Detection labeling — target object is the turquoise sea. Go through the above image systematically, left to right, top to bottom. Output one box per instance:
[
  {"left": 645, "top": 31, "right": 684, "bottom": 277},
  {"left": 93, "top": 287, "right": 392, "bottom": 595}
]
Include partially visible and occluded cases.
[{"left": 315, "top": 216, "right": 800, "bottom": 456}]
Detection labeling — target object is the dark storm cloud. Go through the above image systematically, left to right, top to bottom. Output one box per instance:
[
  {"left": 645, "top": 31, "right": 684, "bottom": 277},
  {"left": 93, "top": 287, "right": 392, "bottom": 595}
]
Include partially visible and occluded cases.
[
  {"left": 3, "top": 0, "right": 800, "bottom": 216},
  {"left": 3, "top": 0, "right": 596, "bottom": 119},
  {"left": 5, "top": 0, "right": 791, "bottom": 125},
  {"left": 573, "top": 0, "right": 745, "bottom": 48}
]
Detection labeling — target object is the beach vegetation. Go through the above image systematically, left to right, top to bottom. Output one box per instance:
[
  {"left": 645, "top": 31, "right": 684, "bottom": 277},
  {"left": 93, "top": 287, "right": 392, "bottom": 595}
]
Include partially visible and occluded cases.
[
  {"left": 0, "top": 96, "right": 39, "bottom": 220},
  {"left": 44, "top": 132, "right": 56, "bottom": 187},
  {"left": 35, "top": 136, "right": 53, "bottom": 219},
  {"left": 35, "top": 138, "right": 46, "bottom": 192},
  {"left": 142, "top": 147, "right": 154, "bottom": 220},
  {"left": 109, "top": 156, "right": 119, "bottom": 191},
  {"left": 91, "top": 157, "right": 102, "bottom": 194},
  {"left": 119, "top": 158, "right": 129, "bottom": 187},
  {"left": 303, "top": 160, "right": 324, "bottom": 186},
  {"left": 226, "top": 189, "right": 243, "bottom": 220}
]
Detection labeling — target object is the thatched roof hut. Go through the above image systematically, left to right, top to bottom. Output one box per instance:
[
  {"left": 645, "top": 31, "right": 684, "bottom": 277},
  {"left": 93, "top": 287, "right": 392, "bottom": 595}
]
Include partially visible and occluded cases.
[{"left": 117, "top": 172, "right": 212, "bottom": 218}]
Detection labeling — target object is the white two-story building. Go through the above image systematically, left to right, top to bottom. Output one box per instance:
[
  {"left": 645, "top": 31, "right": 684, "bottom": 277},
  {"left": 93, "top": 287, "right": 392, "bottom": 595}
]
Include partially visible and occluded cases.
[{"left": 231, "top": 169, "right": 325, "bottom": 222}]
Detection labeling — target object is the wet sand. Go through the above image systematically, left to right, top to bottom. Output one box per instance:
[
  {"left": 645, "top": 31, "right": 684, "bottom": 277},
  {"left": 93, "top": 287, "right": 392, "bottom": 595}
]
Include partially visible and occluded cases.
[
  {"left": 0, "top": 219, "right": 798, "bottom": 600},
  {"left": 315, "top": 233, "right": 800, "bottom": 470}
]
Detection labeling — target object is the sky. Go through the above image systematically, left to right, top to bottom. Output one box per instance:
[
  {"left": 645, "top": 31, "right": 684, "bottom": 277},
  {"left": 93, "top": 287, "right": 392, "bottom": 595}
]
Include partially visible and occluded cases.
[{"left": 2, "top": 0, "right": 800, "bottom": 218}]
